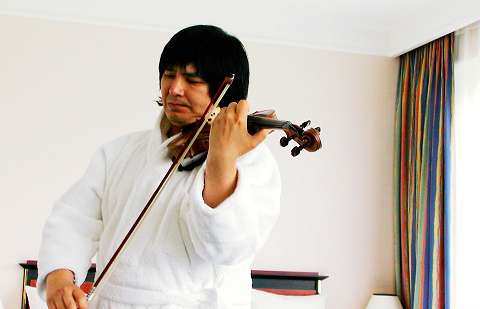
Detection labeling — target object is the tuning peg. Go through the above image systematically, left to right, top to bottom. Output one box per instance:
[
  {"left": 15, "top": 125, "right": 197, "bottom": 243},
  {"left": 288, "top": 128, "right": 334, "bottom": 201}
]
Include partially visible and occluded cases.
[
  {"left": 300, "top": 120, "right": 311, "bottom": 129},
  {"left": 280, "top": 136, "right": 293, "bottom": 147},
  {"left": 291, "top": 144, "right": 305, "bottom": 157}
]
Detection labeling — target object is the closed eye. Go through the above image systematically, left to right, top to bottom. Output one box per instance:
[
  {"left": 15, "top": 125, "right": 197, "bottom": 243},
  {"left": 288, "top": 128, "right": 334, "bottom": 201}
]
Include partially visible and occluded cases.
[
  {"left": 163, "top": 71, "right": 176, "bottom": 78},
  {"left": 186, "top": 78, "right": 205, "bottom": 84}
]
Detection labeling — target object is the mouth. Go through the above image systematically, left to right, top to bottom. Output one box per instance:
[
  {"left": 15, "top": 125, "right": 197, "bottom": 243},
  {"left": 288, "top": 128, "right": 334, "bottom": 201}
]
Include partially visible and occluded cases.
[
  {"left": 165, "top": 101, "right": 191, "bottom": 113},
  {"left": 169, "top": 103, "right": 189, "bottom": 107}
]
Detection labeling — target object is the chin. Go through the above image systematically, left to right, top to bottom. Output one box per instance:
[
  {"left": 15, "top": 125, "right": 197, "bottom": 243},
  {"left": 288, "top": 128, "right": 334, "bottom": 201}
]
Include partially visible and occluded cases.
[{"left": 165, "top": 113, "right": 195, "bottom": 127}]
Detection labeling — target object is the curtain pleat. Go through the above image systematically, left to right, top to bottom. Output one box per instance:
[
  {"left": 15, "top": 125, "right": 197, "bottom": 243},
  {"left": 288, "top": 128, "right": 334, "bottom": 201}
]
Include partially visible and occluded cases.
[{"left": 394, "top": 33, "right": 453, "bottom": 309}]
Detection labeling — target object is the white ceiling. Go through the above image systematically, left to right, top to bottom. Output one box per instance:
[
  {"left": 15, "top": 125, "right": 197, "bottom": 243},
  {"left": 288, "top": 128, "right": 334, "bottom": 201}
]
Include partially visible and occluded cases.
[{"left": 2, "top": 0, "right": 480, "bottom": 56}]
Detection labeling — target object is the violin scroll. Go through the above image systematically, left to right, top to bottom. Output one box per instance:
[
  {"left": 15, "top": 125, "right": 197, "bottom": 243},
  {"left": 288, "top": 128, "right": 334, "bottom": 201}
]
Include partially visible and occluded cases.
[
  {"left": 246, "top": 110, "right": 322, "bottom": 157},
  {"left": 279, "top": 120, "right": 322, "bottom": 157},
  {"left": 289, "top": 127, "right": 322, "bottom": 157}
]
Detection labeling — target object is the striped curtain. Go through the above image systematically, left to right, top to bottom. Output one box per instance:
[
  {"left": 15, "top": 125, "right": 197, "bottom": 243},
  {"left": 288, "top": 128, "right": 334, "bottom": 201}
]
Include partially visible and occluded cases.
[{"left": 393, "top": 34, "right": 454, "bottom": 309}]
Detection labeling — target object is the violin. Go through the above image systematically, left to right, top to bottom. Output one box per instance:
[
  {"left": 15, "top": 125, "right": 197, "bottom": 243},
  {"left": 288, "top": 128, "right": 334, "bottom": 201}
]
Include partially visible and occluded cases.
[{"left": 168, "top": 109, "right": 322, "bottom": 170}]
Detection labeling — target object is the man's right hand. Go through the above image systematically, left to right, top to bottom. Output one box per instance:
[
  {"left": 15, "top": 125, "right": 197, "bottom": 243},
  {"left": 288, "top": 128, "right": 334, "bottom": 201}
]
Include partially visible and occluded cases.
[{"left": 45, "top": 269, "right": 87, "bottom": 309}]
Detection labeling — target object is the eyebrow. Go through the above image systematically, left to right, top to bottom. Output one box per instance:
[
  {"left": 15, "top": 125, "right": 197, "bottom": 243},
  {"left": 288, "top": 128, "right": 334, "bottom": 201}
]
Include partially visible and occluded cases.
[
  {"left": 164, "top": 66, "right": 204, "bottom": 79},
  {"left": 182, "top": 71, "right": 202, "bottom": 78}
]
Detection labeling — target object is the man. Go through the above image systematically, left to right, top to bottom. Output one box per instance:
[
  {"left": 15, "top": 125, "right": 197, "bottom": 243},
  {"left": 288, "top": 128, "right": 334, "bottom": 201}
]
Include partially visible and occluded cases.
[{"left": 38, "top": 25, "right": 281, "bottom": 309}]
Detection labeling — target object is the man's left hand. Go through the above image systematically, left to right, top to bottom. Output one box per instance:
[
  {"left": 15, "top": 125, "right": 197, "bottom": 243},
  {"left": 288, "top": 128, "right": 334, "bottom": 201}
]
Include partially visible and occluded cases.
[{"left": 203, "top": 100, "right": 268, "bottom": 208}]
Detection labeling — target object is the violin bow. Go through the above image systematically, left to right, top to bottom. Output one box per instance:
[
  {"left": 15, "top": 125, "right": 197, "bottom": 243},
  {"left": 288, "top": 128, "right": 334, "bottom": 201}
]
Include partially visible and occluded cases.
[{"left": 86, "top": 74, "right": 235, "bottom": 301}]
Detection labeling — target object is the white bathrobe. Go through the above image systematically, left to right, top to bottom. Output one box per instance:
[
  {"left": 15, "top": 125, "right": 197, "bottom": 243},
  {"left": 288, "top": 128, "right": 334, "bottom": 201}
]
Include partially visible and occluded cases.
[{"left": 37, "top": 114, "right": 281, "bottom": 309}]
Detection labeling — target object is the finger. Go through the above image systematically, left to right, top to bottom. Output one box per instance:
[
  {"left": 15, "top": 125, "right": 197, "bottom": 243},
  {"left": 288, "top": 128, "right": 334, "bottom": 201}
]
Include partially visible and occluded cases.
[
  {"left": 236, "top": 100, "right": 249, "bottom": 119},
  {"left": 226, "top": 101, "right": 237, "bottom": 117},
  {"left": 211, "top": 107, "right": 226, "bottom": 127},
  {"left": 73, "top": 288, "right": 87, "bottom": 309},
  {"left": 62, "top": 290, "right": 78, "bottom": 309},
  {"left": 53, "top": 295, "right": 65, "bottom": 309},
  {"left": 47, "top": 299, "right": 58, "bottom": 309}
]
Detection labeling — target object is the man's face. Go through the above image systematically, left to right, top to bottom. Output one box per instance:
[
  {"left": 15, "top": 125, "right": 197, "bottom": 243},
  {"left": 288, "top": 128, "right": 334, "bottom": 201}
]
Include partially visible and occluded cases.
[{"left": 160, "top": 64, "right": 211, "bottom": 127}]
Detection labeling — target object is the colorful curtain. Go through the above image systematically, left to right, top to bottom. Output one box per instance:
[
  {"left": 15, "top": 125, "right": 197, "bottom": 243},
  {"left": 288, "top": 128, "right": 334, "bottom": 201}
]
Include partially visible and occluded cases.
[{"left": 394, "top": 34, "right": 454, "bottom": 309}]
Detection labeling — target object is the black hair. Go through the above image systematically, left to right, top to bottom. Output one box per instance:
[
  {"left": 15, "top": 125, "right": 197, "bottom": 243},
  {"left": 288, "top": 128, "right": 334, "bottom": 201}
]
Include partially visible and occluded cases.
[{"left": 158, "top": 25, "right": 249, "bottom": 107}]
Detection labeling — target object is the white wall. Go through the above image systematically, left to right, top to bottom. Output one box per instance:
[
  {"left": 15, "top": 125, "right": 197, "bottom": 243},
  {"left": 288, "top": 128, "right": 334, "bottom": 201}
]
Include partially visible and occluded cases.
[{"left": 0, "top": 15, "right": 398, "bottom": 309}]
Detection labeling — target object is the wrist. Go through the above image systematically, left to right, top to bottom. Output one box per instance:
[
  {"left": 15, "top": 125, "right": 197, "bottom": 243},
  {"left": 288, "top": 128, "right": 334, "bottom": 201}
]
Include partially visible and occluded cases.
[
  {"left": 207, "top": 148, "right": 237, "bottom": 163},
  {"left": 204, "top": 153, "right": 238, "bottom": 208},
  {"left": 206, "top": 153, "right": 236, "bottom": 178},
  {"left": 46, "top": 269, "right": 75, "bottom": 288}
]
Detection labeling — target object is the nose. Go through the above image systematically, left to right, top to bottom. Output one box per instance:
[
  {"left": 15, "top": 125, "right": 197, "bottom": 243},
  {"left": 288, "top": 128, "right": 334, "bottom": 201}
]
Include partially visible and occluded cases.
[{"left": 169, "top": 74, "right": 185, "bottom": 96}]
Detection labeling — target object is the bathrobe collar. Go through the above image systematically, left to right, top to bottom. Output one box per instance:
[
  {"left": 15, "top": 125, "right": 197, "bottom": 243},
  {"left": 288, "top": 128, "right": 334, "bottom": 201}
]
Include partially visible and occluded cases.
[{"left": 146, "top": 110, "right": 179, "bottom": 166}]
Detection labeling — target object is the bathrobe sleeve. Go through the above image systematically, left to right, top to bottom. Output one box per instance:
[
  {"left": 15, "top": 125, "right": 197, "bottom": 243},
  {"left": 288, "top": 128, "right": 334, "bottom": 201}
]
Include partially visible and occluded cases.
[
  {"left": 183, "top": 143, "right": 281, "bottom": 265},
  {"left": 37, "top": 147, "right": 106, "bottom": 298}
]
